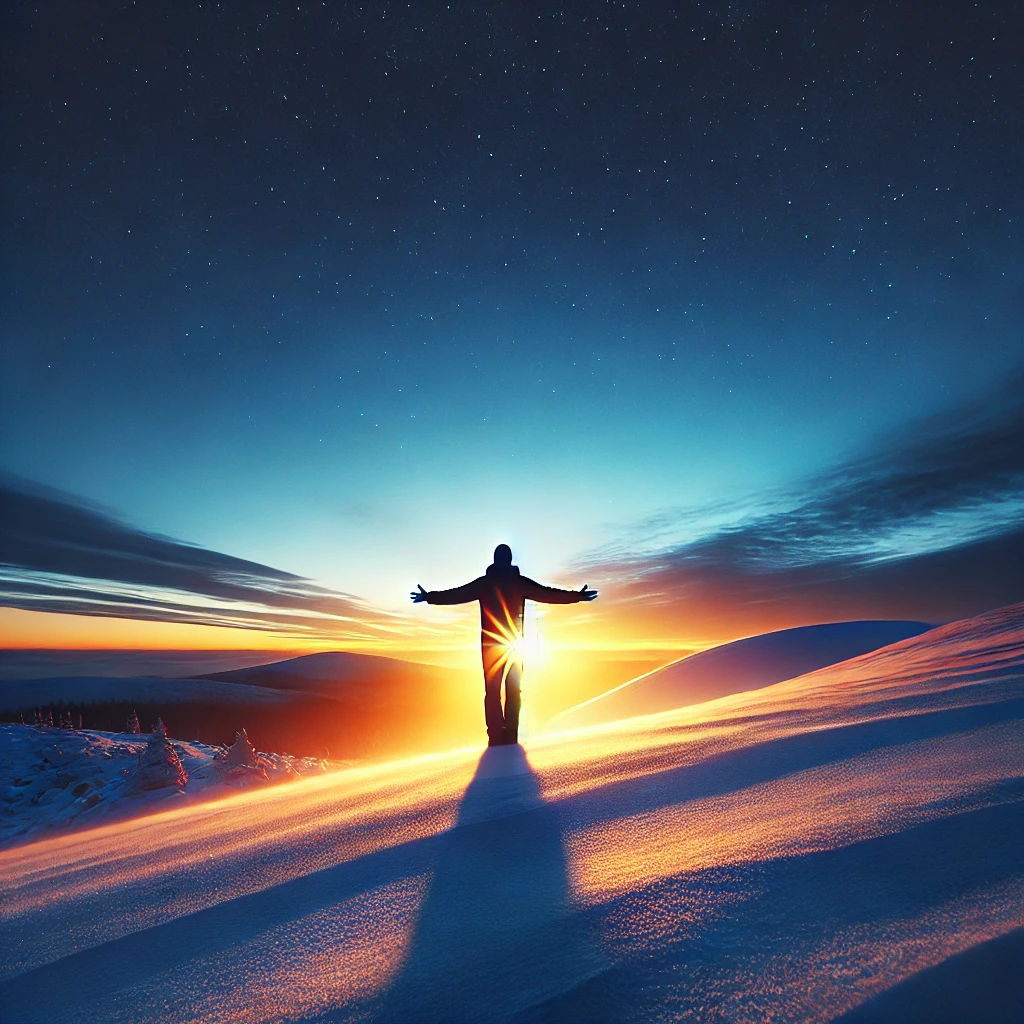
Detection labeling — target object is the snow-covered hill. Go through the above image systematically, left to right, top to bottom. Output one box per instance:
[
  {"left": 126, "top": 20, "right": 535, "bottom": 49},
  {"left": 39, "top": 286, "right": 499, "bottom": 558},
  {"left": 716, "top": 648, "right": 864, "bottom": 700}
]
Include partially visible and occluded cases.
[
  {"left": 0, "top": 602, "right": 1021, "bottom": 1023},
  {"left": 551, "top": 619, "right": 931, "bottom": 730}
]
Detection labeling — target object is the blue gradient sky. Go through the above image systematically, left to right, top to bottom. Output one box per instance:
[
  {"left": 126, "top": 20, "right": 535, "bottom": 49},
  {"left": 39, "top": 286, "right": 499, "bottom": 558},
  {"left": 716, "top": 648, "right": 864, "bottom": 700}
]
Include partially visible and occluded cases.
[{"left": 2, "top": 3, "right": 1022, "bottom": 645}]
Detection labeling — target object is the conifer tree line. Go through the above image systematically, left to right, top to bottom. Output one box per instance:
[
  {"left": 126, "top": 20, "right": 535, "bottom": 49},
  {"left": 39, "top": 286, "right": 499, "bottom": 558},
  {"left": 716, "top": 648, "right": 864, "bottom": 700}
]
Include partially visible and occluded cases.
[{"left": 2, "top": 697, "right": 354, "bottom": 758}]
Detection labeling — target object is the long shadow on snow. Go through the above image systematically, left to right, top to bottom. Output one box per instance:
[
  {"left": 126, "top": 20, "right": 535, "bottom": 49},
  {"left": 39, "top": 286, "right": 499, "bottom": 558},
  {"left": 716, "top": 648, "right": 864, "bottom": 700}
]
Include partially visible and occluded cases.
[
  {"left": 369, "top": 745, "right": 602, "bottom": 1024},
  {"left": 0, "top": 747, "right": 599, "bottom": 1024},
  {"left": 0, "top": 822, "right": 447, "bottom": 1020}
]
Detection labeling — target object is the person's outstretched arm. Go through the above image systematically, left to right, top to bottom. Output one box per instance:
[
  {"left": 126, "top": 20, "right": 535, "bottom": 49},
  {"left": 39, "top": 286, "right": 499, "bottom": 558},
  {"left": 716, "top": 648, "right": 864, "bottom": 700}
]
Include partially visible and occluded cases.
[
  {"left": 519, "top": 577, "right": 598, "bottom": 604},
  {"left": 410, "top": 578, "right": 485, "bottom": 604}
]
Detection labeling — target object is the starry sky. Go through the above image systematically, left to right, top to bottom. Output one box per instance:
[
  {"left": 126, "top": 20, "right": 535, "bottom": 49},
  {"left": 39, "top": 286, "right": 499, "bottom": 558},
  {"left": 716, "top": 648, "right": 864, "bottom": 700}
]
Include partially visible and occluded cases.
[{"left": 2, "top": 2, "right": 1022, "bottom": 657}]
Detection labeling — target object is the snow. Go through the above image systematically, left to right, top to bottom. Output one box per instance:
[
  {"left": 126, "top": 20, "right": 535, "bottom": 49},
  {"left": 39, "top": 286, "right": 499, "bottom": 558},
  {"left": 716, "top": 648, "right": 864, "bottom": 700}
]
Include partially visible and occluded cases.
[
  {"left": 0, "top": 602, "right": 1021, "bottom": 1023},
  {"left": 551, "top": 619, "right": 932, "bottom": 730},
  {"left": 125, "top": 719, "right": 189, "bottom": 794},
  {"left": 0, "top": 723, "right": 332, "bottom": 846}
]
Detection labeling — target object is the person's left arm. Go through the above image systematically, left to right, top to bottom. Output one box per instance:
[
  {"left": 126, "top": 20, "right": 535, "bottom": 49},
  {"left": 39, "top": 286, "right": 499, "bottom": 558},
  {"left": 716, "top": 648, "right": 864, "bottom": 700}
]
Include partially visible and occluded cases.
[{"left": 519, "top": 577, "right": 598, "bottom": 603}]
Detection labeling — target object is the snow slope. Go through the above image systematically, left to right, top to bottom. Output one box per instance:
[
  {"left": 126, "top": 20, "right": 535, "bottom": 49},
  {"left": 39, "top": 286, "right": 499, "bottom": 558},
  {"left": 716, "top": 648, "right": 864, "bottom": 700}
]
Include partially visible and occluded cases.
[
  {"left": 0, "top": 603, "right": 1021, "bottom": 1023},
  {"left": 551, "top": 619, "right": 931, "bottom": 730}
]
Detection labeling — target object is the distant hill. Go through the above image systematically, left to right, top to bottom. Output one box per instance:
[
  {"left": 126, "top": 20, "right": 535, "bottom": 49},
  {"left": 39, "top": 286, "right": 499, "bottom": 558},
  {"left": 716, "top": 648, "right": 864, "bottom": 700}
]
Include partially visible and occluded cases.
[
  {"left": 549, "top": 620, "right": 932, "bottom": 731},
  {"left": 0, "top": 649, "right": 290, "bottom": 681},
  {"left": 203, "top": 650, "right": 453, "bottom": 694},
  {"left": 0, "top": 651, "right": 480, "bottom": 759},
  {"left": 0, "top": 676, "right": 292, "bottom": 710}
]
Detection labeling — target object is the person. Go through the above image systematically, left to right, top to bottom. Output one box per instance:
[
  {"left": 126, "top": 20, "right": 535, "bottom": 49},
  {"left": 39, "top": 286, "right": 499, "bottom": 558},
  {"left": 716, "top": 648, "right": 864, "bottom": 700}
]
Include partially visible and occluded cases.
[{"left": 411, "top": 544, "right": 597, "bottom": 746}]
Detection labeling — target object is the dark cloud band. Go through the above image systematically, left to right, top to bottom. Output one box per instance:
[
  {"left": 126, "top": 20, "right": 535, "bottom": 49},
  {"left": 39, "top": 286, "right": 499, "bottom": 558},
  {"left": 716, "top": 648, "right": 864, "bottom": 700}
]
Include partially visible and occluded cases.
[
  {"left": 581, "top": 372, "right": 1024, "bottom": 620},
  {"left": 0, "top": 477, "right": 403, "bottom": 641}
]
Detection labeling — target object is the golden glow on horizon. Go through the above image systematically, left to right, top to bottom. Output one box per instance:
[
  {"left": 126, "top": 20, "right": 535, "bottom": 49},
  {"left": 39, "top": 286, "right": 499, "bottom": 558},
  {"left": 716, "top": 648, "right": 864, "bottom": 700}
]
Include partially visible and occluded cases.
[
  {"left": 0, "top": 602, "right": 719, "bottom": 658},
  {"left": 0, "top": 605, "right": 692, "bottom": 723},
  {"left": 0, "top": 607, "right": 324, "bottom": 651}
]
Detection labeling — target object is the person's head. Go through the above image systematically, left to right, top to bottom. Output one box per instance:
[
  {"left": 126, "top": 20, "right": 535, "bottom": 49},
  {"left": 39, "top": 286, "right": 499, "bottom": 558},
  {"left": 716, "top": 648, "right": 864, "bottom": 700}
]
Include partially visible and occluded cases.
[{"left": 493, "top": 543, "right": 513, "bottom": 567}]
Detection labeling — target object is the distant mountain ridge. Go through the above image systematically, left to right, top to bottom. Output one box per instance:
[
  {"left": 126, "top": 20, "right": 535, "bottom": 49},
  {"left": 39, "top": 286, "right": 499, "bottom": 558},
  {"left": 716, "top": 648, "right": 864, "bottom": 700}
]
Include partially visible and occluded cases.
[
  {"left": 550, "top": 620, "right": 933, "bottom": 730},
  {"left": 0, "top": 649, "right": 288, "bottom": 681},
  {"left": 0, "top": 650, "right": 479, "bottom": 759},
  {"left": 201, "top": 650, "right": 453, "bottom": 695}
]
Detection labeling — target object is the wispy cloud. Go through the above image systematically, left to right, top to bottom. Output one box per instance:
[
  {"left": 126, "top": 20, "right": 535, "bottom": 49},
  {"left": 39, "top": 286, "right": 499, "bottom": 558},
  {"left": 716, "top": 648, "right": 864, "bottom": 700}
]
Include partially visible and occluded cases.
[
  {"left": 579, "top": 372, "right": 1024, "bottom": 622},
  {"left": 0, "top": 477, "right": 410, "bottom": 643}
]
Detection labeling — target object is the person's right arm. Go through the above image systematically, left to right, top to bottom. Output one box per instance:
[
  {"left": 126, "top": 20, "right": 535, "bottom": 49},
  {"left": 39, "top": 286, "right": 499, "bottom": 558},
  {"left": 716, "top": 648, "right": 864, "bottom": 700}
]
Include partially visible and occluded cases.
[{"left": 413, "top": 578, "right": 484, "bottom": 605}]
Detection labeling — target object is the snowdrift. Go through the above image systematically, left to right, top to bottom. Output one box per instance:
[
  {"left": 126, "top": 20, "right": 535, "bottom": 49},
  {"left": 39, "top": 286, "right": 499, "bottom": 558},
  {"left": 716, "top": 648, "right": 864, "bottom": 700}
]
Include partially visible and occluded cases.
[
  {"left": 0, "top": 602, "right": 1021, "bottom": 1023},
  {"left": 551, "top": 619, "right": 931, "bottom": 730}
]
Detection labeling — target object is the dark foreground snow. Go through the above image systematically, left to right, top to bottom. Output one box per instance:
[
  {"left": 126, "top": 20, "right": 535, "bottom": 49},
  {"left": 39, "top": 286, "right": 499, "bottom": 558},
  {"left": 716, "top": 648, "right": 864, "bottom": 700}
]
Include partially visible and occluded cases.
[{"left": 0, "top": 603, "right": 1022, "bottom": 1023}]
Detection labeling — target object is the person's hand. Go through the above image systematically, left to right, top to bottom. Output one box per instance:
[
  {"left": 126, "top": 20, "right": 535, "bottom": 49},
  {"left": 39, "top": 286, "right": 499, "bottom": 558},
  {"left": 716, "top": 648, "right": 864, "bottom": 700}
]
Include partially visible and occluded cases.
[
  {"left": 578, "top": 584, "right": 598, "bottom": 602},
  {"left": 410, "top": 585, "right": 429, "bottom": 603}
]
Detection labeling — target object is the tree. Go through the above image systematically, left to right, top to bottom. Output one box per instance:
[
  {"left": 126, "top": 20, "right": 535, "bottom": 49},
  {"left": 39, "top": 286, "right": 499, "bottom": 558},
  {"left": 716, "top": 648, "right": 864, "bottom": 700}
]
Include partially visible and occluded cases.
[
  {"left": 126, "top": 709, "right": 141, "bottom": 734},
  {"left": 127, "top": 718, "right": 188, "bottom": 793},
  {"left": 220, "top": 728, "right": 269, "bottom": 786}
]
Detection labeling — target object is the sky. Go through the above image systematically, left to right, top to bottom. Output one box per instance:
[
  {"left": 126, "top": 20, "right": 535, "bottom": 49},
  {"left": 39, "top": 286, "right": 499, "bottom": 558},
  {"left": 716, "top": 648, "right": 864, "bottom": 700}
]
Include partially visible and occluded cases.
[{"left": 2, "top": 2, "right": 1022, "bottom": 659}]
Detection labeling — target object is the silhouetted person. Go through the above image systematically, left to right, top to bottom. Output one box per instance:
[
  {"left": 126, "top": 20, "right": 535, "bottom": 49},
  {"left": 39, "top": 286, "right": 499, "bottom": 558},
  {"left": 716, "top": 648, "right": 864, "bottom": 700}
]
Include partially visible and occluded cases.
[{"left": 412, "top": 544, "right": 597, "bottom": 746}]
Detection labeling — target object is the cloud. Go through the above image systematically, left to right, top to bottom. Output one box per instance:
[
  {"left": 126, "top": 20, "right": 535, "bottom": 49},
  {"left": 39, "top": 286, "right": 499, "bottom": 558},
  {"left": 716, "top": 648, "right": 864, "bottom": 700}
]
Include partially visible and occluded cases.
[
  {"left": 580, "top": 372, "right": 1024, "bottom": 625},
  {"left": 0, "top": 477, "right": 408, "bottom": 642}
]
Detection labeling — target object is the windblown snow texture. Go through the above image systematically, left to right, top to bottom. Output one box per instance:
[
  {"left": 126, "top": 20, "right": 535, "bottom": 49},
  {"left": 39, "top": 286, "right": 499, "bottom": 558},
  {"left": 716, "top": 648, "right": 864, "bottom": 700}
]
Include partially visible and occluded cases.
[{"left": 0, "top": 603, "right": 1022, "bottom": 1023}]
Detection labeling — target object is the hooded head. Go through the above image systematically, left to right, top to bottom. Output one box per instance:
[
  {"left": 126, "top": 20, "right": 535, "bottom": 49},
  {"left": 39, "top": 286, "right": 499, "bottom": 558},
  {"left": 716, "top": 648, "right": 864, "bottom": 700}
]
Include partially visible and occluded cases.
[{"left": 486, "top": 543, "right": 518, "bottom": 576}]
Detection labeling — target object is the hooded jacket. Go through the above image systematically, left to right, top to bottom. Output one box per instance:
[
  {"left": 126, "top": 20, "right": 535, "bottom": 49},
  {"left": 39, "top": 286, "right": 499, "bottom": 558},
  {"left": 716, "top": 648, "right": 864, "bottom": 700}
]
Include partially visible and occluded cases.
[{"left": 424, "top": 562, "right": 583, "bottom": 645}]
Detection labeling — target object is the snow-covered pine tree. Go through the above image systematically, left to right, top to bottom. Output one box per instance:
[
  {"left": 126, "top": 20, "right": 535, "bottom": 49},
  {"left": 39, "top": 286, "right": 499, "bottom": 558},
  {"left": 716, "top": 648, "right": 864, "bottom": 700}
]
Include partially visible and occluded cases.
[
  {"left": 126, "top": 709, "right": 141, "bottom": 734},
  {"left": 127, "top": 718, "right": 188, "bottom": 794},
  {"left": 220, "top": 727, "right": 269, "bottom": 786}
]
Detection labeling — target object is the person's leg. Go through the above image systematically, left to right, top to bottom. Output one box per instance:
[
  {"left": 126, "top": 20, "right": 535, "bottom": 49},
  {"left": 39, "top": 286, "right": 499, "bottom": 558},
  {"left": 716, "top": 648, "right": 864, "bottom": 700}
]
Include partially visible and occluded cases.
[
  {"left": 481, "top": 643, "right": 506, "bottom": 746},
  {"left": 503, "top": 658, "right": 522, "bottom": 745}
]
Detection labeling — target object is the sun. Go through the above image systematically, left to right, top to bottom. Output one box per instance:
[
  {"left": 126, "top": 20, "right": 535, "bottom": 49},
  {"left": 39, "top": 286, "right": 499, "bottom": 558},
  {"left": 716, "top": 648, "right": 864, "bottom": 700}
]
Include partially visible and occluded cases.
[{"left": 480, "top": 598, "right": 547, "bottom": 686}]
